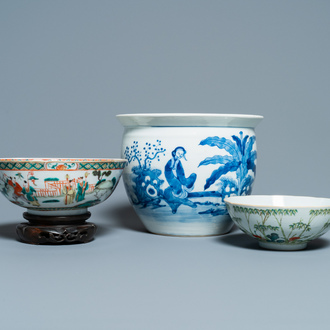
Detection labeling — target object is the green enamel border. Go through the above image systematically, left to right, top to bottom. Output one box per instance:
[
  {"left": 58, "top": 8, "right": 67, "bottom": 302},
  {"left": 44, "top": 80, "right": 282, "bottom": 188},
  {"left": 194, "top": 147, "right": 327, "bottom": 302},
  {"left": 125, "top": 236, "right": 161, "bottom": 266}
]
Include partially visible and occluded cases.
[
  {"left": 0, "top": 161, "right": 127, "bottom": 171},
  {"left": 232, "top": 206, "right": 330, "bottom": 216}
]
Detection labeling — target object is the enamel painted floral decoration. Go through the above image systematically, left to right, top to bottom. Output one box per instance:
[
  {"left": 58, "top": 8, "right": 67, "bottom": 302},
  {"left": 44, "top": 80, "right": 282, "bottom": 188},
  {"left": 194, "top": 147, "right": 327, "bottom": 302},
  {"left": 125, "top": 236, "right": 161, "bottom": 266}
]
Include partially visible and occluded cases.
[
  {"left": 117, "top": 113, "right": 263, "bottom": 236},
  {"left": 0, "top": 158, "right": 127, "bottom": 244},
  {"left": 225, "top": 195, "right": 330, "bottom": 250}
]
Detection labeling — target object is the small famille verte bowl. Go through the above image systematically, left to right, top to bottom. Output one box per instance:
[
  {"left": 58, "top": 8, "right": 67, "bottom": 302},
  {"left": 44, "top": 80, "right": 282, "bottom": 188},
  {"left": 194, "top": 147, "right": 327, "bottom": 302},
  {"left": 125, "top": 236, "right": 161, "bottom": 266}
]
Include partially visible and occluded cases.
[
  {"left": 0, "top": 158, "right": 127, "bottom": 244},
  {"left": 224, "top": 195, "right": 330, "bottom": 251}
]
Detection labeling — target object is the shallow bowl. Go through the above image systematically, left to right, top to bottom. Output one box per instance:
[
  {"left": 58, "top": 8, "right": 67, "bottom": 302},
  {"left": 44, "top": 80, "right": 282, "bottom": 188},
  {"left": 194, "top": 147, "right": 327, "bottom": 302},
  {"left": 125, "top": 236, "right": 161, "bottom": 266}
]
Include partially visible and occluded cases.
[{"left": 224, "top": 195, "right": 330, "bottom": 250}]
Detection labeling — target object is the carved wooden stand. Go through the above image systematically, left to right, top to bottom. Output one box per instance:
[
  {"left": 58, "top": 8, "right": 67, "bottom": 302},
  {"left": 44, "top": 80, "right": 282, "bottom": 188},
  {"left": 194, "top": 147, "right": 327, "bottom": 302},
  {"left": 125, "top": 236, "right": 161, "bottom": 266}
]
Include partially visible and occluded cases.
[{"left": 16, "top": 212, "right": 97, "bottom": 244}]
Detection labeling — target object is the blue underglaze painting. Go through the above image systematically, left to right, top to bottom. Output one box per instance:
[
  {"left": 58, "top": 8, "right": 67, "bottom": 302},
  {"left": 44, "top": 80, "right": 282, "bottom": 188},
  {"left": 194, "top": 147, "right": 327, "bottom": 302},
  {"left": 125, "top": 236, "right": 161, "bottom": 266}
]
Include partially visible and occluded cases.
[
  {"left": 124, "top": 131, "right": 256, "bottom": 219},
  {"left": 199, "top": 131, "right": 256, "bottom": 199},
  {"left": 124, "top": 140, "right": 166, "bottom": 209}
]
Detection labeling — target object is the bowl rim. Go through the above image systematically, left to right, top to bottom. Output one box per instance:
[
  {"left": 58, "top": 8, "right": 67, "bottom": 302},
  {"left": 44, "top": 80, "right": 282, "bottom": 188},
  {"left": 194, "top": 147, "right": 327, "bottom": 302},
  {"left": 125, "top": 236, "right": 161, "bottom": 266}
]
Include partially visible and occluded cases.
[
  {"left": 116, "top": 113, "right": 263, "bottom": 128},
  {"left": 0, "top": 158, "right": 127, "bottom": 163},
  {"left": 224, "top": 195, "right": 330, "bottom": 209}
]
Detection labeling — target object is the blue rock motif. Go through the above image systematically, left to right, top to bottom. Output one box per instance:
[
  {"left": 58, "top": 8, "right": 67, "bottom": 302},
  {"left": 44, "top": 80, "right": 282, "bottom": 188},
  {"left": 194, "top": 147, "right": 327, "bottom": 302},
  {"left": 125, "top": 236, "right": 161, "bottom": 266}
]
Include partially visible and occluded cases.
[{"left": 124, "top": 141, "right": 166, "bottom": 209}]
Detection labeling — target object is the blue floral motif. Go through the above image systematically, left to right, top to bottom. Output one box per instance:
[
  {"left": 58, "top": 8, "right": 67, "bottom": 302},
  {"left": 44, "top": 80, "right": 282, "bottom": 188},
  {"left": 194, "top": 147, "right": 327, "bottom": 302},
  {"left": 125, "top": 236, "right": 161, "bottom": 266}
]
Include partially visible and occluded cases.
[{"left": 124, "top": 140, "right": 166, "bottom": 209}]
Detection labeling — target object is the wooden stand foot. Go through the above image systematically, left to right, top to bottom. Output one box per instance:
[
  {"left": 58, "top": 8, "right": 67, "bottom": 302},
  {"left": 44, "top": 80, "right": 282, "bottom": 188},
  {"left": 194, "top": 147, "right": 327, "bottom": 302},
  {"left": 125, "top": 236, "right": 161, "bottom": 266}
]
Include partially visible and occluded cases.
[{"left": 16, "top": 212, "right": 97, "bottom": 245}]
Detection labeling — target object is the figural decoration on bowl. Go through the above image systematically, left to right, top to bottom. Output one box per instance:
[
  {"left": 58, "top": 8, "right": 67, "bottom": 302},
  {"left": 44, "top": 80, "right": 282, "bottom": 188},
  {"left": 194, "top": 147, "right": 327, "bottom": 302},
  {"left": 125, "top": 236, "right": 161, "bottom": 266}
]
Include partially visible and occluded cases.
[
  {"left": 117, "top": 113, "right": 263, "bottom": 236},
  {"left": 0, "top": 158, "right": 127, "bottom": 244},
  {"left": 225, "top": 195, "right": 330, "bottom": 250}
]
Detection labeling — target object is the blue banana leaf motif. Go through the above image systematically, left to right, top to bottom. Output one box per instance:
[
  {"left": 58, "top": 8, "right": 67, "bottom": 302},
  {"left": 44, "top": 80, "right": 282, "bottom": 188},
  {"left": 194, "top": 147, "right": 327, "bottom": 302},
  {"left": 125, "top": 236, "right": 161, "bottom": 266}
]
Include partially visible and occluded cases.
[
  {"left": 199, "top": 131, "right": 256, "bottom": 195},
  {"left": 202, "top": 160, "right": 241, "bottom": 191}
]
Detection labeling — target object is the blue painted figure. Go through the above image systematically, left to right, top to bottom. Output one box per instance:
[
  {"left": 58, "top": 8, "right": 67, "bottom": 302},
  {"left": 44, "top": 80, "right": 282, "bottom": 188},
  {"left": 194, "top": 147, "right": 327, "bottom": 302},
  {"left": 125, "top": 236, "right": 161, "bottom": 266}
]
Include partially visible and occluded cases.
[
  {"left": 163, "top": 147, "right": 198, "bottom": 214},
  {"left": 164, "top": 147, "right": 197, "bottom": 199}
]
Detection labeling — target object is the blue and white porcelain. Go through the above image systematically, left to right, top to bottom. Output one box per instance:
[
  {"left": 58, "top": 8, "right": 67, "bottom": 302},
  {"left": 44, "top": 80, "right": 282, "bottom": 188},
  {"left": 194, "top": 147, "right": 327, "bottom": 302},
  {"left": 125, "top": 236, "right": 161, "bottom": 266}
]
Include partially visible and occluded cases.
[{"left": 117, "top": 113, "right": 263, "bottom": 236}]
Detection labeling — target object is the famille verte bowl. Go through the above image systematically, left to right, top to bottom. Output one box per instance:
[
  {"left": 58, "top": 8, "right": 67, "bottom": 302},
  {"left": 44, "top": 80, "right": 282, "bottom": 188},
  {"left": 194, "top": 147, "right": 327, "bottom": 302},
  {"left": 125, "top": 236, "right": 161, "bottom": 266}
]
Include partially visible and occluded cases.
[
  {"left": 117, "top": 113, "right": 263, "bottom": 236},
  {"left": 0, "top": 158, "right": 127, "bottom": 244},
  {"left": 225, "top": 195, "right": 330, "bottom": 250}
]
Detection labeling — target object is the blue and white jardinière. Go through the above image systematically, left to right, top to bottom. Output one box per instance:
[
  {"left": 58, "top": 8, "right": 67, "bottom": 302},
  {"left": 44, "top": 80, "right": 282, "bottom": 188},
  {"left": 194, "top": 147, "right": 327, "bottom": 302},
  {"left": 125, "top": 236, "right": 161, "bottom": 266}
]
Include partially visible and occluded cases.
[{"left": 117, "top": 113, "right": 263, "bottom": 236}]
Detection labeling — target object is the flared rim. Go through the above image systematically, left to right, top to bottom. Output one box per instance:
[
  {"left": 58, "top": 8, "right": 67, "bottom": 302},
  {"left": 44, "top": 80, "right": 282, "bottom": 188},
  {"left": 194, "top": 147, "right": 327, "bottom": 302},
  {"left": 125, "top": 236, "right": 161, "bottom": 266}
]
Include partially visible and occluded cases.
[
  {"left": 116, "top": 113, "right": 263, "bottom": 128},
  {"left": 0, "top": 158, "right": 127, "bottom": 162},
  {"left": 0, "top": 158, "right": 127, "bottom": 171},
  {"left": 224, "top": 195, "right": 330, "bottom": 209}
]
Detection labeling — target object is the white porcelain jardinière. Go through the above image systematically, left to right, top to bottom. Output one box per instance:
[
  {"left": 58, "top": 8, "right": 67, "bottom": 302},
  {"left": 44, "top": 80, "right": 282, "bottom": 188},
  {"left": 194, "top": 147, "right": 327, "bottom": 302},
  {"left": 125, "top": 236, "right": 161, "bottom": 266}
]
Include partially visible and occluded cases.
[
  {"left": 117, "top": 113, "right": 263, "bottom": 236},
  {"left": 225, "top": 195, "right": 330, "bottom": 250}
]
